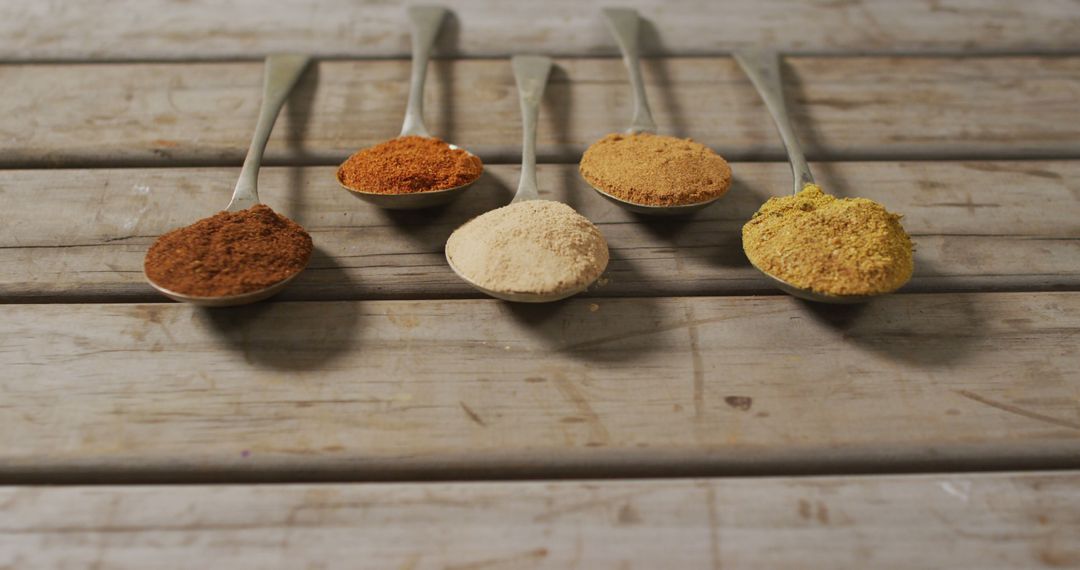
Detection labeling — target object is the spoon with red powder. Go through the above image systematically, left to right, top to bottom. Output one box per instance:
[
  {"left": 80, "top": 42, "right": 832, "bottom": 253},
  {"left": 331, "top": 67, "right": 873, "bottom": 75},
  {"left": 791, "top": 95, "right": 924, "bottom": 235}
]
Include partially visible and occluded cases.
[
  {"left": 336, "top": 6, "right": 484, "bottom": 209},
  {"left": 144, "top": 54, "right": 314, "bottom": 307}
]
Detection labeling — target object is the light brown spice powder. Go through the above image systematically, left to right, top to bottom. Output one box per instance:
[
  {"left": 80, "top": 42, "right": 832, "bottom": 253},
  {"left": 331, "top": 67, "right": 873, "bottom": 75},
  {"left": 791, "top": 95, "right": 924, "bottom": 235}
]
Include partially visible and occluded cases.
[
  {"left": 579, "top": 132, "right": 732, "bottom": 206},
  {"left": 742, "top": 184, "right": 914, "bottom": 296},
  {"left": 445, "top": 200, "right": 609, "bottom": 295}
]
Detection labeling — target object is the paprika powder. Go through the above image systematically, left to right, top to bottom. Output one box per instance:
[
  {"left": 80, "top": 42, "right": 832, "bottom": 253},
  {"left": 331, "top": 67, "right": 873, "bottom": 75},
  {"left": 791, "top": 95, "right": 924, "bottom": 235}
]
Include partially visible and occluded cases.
[{"left": 144, "top": 204, "right": 312, "bottom": 297}]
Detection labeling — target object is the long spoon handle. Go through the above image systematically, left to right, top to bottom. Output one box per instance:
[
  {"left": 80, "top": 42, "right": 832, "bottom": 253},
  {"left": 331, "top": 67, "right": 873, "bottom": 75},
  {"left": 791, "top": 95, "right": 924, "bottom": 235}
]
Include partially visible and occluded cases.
[
  {"left": 399, "top": 5, "right": 448, "bottom": 138},
  {"left": 603, "top": 8, "right": 656, "bottom": 134},
  {"left": 733, "top": 48, "right": 813, "bottom": 195},
  {"left": 228, "top": 54, "right": 311, "bottom": 211},
  {"left": 511, "top": 55, "right": 553, "bottom": 203}
]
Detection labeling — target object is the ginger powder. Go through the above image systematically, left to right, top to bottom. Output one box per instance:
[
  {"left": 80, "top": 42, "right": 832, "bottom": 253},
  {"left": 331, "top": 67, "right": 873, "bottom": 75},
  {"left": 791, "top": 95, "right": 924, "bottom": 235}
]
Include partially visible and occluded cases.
[
  {"left": 742, "top": 184, "right": 914, "bottom": 296},
  {"left": 446, "top": 200, "right": 609, "bottom": 296}
]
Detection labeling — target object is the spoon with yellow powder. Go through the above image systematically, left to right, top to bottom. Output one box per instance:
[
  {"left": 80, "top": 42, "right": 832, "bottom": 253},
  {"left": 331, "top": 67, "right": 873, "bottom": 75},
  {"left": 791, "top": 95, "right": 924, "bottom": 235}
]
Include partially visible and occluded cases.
[
  {"left": 578, "top": 8, "right": 733, "bottom": 216},
  {"left": 734, "top": 48, "right": 914, "bottom": 303},
  {"left": 445, "top": 56, "right": 610, "bottom": 303}
]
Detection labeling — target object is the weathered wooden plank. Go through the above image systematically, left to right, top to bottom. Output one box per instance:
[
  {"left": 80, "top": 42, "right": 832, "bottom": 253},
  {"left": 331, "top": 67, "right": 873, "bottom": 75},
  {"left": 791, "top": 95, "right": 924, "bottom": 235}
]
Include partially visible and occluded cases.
[
  {"left": 3, "top": 0, "right": 1079, "bottom": 60},
  {"left": 2, "top": 57, "right": 1079, "bottom": 167},
  {"left": 0, "top": 161, "right": 1076, "bottom": 302},
  {"left": 1, "top": 292, "right": 1078, "bottom": 482},
  {"left": 2, "top": 472, "right": 1079, "bottom": 569}
]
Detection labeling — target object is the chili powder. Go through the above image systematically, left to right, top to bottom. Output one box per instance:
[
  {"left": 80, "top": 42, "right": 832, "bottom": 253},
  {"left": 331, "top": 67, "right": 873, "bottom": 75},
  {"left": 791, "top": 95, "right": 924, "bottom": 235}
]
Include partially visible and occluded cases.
[
  {"left": 337, "top": 135, "right": 483, "bottom": 195},
  {"left": 144, "top": 204, "right": 312, "bottom": 297}
]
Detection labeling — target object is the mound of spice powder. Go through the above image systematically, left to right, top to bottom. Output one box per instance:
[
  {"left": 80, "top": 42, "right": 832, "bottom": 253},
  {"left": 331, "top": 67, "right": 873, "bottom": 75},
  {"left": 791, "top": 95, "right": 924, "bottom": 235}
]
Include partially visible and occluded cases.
[
  {"left": 579, "top": 132, "right": 732, "bottom": 206},
  {"left": 337, "top": 135, "right": 483, "bottom": 194},
  {"left": 742, "top": 184, "right": 914, "bottom": 296},
  {"left": 446, "top": 200, "right": 609, "bottom": 295},
  {"left": 144, "top": 204, "right": 313, "bottom": 297}
]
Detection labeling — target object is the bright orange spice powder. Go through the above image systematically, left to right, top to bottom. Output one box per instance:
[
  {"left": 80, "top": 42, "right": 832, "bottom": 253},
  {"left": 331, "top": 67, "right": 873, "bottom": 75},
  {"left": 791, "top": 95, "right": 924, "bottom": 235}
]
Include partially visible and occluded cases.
[{"left": 337, "top": 136, "right": 483, "bottom": 195}]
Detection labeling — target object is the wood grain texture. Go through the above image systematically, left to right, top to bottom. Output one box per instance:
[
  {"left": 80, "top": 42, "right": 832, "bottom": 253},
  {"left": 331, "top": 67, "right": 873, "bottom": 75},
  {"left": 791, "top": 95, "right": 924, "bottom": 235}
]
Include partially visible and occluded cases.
[
  {"left": 3, "top": 0, "right": 1079, "bottom": 60},
  {"left": 2, "top": 56, "right": 1079, "bottom": 167},
  {"left": 1, "top": 161, "right": 1076, "bottom": 302},
  {"left": 1, "top": 292, "right": 1078, "bottom": 482},
  {"left": 3, "top": 472, "right": 1079, "bottom": 569}
]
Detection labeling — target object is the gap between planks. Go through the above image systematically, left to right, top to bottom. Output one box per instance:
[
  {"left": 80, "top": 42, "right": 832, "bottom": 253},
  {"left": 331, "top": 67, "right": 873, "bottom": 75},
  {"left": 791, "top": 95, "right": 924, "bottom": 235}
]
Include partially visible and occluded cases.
[
  {"left": 8, "top": 49, "right": 1080, "bottom": 65},
  {"left": 12, "top": 150, "right": 1080, "bottom": 171},
  {"left": 4, "top": 444, "right": 1080, "bottom": 486}
]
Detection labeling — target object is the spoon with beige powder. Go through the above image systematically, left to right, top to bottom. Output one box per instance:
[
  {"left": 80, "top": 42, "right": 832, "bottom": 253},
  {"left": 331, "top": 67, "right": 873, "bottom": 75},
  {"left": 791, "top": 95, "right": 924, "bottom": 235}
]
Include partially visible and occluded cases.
[
  {"left": 578, "top": 8, "right": 733, "bottom": 215},
  {"left": 445, "top": 56, "right": 609, "bottom": 303}
]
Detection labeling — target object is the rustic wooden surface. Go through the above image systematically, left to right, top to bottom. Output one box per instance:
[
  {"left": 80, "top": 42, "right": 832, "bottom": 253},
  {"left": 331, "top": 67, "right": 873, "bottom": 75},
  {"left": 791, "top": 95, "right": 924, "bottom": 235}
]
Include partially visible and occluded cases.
[
  {"left": 3, "top": 0, "right": 1080, "bottom": 565},
  {"left": 3, "top": 0, "right": 1079, "bottom": 60},
  {"left": 2, "top": 56, "right": 1078, "bottom": 167},
  {"left": 1, "top": 161, "right": 1077, "bottom": 301},
  {"left": 3, "top": 292, "right": 1078, "bottom": 482},
  {"left": 3, "top": 472, "right": 1079, "bottom": 569}
]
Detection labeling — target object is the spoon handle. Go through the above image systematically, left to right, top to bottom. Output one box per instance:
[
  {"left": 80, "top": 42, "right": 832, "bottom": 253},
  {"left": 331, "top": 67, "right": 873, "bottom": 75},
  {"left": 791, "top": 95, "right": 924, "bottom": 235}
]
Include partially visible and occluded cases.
[
  {"left": 399, "top": 5, "right": 448, "bottom": 138},
  {"left": 603, "top": 8, "right": 656, "bottom": 134},
  {"left": 733, "top": 48, "right": 814, "bottom": 195},
  {"left": 228, "top": 54, "right": 311, "bottom": 212},
  {"left": 511, "top": 55, "right": 553, "bottom": 203}
]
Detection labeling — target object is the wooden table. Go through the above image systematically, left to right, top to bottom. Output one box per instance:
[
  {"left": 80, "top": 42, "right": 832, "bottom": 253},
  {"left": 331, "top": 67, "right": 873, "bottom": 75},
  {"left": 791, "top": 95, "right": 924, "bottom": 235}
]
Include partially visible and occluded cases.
[{"left": 2, "top": 1, "right": 1079, "bottom": 567}]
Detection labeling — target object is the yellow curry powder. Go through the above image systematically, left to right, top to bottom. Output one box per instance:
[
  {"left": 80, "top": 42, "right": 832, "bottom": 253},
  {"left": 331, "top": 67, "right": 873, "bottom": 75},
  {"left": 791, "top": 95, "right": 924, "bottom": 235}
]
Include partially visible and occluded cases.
[{"left": 742, "top": 184, "right": 914, "bottom": 296}]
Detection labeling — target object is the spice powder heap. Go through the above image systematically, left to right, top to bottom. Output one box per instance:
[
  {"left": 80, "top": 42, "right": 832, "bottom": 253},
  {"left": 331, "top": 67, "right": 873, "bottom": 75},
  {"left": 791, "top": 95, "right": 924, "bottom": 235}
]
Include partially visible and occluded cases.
[
  {"left": 579, "top": 132, "right": 732, "bottom": 206},
  {"left": 338, "top": 135, "right": 483, "bottom": 195},
  {"left": 742, "top": 184, "right": 914, "bottom": 297},
  {"left": 446, "top": 200, "right": 609, "bottom": 295},
  {"left": 144, "top": 204, "right": 313, "bottom": 297}
]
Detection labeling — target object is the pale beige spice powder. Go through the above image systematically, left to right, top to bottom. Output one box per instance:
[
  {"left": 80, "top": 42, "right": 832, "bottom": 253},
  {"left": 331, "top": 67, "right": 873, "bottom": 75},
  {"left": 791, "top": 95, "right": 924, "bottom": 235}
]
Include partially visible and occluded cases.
[
  {"left": 579, "top": 132, "right": 732, "bottom": 206},
  {"left": 742, "top": 184, "right": 914, "bottom": 296},
  {"left": 445, "top": 200, "right": 609, "bottom": 295}
]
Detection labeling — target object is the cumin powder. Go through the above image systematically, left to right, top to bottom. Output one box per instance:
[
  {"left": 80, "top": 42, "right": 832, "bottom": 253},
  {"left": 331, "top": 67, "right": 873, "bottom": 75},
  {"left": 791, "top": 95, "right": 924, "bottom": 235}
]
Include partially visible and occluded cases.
[
  {"left": 579, "top": 132, "right": 732, "bottom": 206},
  {"left": 338, "top": 135, "right": 483, "bottom": 194},
  {"left": 742, "top": 184, "right": 914, "bottom": 296},
  {"left": 144, "top": 204, "right": 312, "bottom": 297}
]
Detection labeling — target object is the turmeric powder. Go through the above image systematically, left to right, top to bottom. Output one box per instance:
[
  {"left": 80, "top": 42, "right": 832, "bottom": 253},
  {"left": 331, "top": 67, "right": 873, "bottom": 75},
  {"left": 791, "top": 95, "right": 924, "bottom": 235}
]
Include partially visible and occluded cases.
[{"left": 742, "top": 184, "right": 914, "bottom": 296}]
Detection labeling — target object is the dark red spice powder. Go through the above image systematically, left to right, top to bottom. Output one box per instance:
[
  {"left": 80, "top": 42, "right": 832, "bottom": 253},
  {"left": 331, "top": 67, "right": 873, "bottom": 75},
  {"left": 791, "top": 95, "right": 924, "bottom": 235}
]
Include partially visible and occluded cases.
[
  {"left": 337, "top": 135, "right": 483, "bottom": 194},
  {"left": 144, "top": 204, "right": 312, "bottom": 297}
]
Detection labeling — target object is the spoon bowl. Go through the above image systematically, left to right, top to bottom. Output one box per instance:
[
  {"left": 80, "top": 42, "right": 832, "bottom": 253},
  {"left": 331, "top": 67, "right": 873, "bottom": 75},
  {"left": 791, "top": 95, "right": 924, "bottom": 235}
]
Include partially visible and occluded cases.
[
  {"left": 337, "top": 143, "right": 480, "bottom": 210},
  {"left": 586, "top": 181, "right": 719, "bottom": 216},
  {"left": 445, "top": 253, "right": 591, "bottom": 303},
  {"left": 746, "top": 258, "right": 874, "bottom": 305},
  {"left": 145, "top": 266, "right": 306, "bottom": 308}
]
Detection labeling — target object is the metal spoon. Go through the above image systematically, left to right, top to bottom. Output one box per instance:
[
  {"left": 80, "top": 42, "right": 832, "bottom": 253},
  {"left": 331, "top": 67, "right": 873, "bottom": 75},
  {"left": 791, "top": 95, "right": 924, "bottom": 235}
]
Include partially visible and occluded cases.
[
  {"left": 338, "top": 6, "right": 480, "bottom": 209},
  {"left": 582, "top": 8, "right": 719, "bottom": 216},
  {"left": 734, "top": 48, "right": 874, "bottom": 304},
  {"left": 145, "top": 54, "right": 312, "bottom": 307},
  {"left": 447, "top": 55, "right": 601, "bottom": 303}
]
